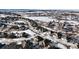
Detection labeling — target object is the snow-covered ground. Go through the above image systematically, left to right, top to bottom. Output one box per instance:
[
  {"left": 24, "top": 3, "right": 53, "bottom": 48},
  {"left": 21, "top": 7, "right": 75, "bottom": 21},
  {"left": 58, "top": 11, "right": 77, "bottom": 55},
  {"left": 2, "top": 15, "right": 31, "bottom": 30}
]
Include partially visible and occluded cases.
[{"left": 26, "top": 16, "right": 57, "bottom": 22}]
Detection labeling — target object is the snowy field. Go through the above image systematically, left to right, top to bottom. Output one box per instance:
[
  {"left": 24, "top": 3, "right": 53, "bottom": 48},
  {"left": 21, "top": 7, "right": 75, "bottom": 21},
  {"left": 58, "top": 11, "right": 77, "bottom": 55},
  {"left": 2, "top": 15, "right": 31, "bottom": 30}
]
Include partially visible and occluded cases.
[{"left": 26, "top": 16, "right": 57, "bottom": 22}]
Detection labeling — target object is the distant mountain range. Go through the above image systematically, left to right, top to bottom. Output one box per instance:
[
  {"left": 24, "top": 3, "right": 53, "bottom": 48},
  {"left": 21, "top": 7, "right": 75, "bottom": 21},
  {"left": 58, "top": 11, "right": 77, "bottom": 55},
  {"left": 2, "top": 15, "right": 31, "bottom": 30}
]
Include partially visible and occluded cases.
[{"left": 0, "top": 9, "right": 79, "bottom": 13}]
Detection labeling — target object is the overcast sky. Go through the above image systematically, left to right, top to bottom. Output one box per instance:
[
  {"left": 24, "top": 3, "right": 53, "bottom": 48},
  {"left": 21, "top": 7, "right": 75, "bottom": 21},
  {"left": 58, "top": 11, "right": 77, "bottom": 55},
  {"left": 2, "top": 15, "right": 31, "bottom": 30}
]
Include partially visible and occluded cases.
[{"left": 0, "top": 0, "right": 78, "bottom": 9}]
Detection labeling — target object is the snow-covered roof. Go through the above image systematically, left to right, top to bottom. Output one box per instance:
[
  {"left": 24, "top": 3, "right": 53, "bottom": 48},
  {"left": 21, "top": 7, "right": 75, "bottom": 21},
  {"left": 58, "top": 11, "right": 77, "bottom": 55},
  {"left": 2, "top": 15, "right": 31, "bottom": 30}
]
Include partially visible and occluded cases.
[
  {"left": 15, "top": 20, "right": 25, "bottom": 23},
  {"left": 11, "top": 29, "right": 36, "bottom": 36}
]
